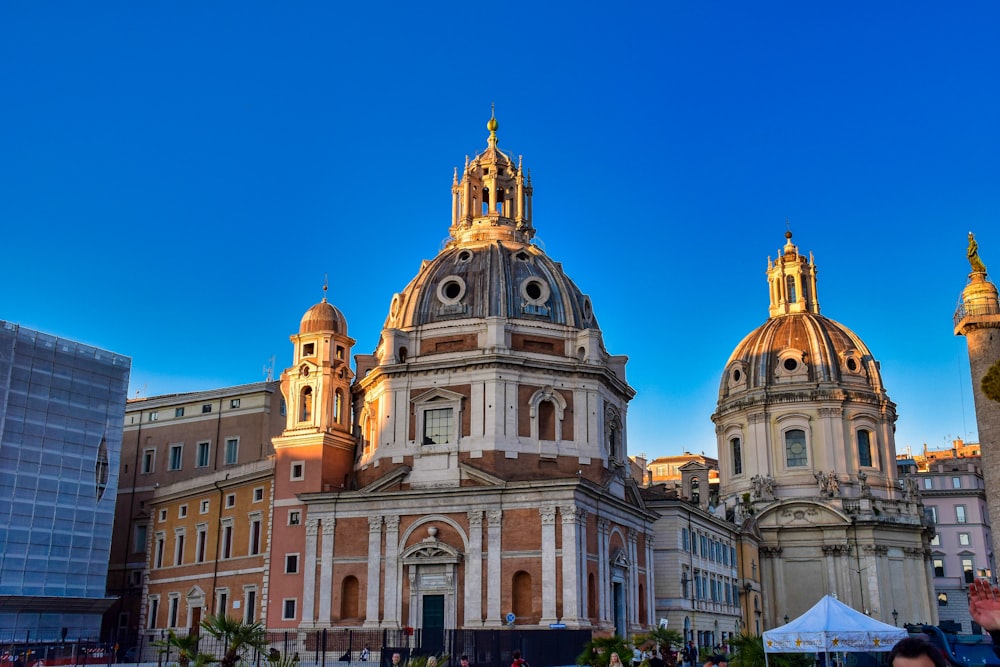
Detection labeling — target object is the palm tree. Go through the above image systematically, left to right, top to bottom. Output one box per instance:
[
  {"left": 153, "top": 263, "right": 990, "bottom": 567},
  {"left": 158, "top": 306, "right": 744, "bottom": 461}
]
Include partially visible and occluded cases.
[
  {"left": 200, "top": 614, "right": 267, "bottom": 667},
  {"left": 640, "top": 628, "right": 684, "bottom": 654},
  {"left": 154, "top": 630, "right": 215, "bottom": 667},
  {"left": 727, "top": 633, "right": 765, "bottom": 667},
  {"left": 577, "top": 635, "right": 632, "bottom": 667}
]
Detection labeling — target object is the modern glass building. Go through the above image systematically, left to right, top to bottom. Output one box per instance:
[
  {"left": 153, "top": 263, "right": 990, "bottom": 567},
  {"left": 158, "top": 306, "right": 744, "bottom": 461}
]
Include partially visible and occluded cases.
[{"left": 0, "top": 321, "right": 130, "bottom": 640}]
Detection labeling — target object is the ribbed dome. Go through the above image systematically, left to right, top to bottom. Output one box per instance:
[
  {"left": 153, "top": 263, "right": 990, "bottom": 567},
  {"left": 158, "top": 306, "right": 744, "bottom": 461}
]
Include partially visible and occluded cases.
[
  {"left": 384, "top": 242, "right": 597, "bottom": 330},
  {"left": 300, "top": 299, "right": 347, "bottom": 335},
  {"left": 719, "top": 312, "right": 886, "bottom": 400}
]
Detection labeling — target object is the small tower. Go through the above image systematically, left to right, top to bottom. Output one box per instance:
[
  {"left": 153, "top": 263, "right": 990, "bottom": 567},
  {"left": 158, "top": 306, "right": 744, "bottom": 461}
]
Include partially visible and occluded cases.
[
  {"left": 767, "top": 230, "right": 820, "bottom": 317},
  {"left": 953, "top": 232, "right": 1000, "bottom": 566},
  {"left": 273, "top": 287, "right": 357, "bottom": 493}
]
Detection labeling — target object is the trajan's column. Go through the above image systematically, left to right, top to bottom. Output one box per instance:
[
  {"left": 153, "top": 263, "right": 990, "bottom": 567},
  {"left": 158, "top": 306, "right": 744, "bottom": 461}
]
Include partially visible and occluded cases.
[{"left": 954, "top": 232, "right": 1000, "bottom": 569}]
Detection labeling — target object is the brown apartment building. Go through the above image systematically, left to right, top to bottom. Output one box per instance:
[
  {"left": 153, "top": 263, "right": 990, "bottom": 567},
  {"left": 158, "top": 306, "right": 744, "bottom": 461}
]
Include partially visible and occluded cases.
[{"left": 105, "top": 382, "right": 284, "bottom": 643}]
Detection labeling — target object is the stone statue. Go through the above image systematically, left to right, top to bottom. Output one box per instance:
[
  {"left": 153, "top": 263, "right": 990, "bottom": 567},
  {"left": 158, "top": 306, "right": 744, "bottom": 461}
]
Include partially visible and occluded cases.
[
  {"left": 968, "top": 232, "right": 988, "bottom": 274},
  {"left": 814, "top": 470, "right": 826, "bottom": 494},
  {"left": 857, "top": 470, "right": 870, "bottom": 498},
  {"left": 826, "top": 471, "right": 840, "bottom": 497},
  {"left": 750, "top": 474, "right": 764, "bottom": 500},
  {"left": 762, "top": 475, "right": 775, "bottom": 500},
  {"left": 903, "top": 476, "right": 920, "bottom": 501}
]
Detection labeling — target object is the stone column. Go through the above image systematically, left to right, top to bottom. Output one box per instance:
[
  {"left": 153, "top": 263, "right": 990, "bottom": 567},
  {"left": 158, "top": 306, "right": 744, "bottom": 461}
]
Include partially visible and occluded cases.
[
  {"left": 541, "top": 506, "right": 558, "bottom": 623},
  {"left": 560, "top": 506, "right": 581, "bottom": 624},
  {"left": 486, "top": 509, "right": 503, "bottom": 626},
  {"left": 466, "top": 511, "right": 484, "bottom": 626},
  {"left": 579, "top": 511, "right": 590, "bottom": 622},
  {"left": 364, "top": 515, "right": 383, "bottom": 626},
  {"left": 383, "top": 515, "right": 400, "bottom": 627},
  {"left": 597, "top": 518, "right": 610, "bottom": 623},
  {"left": 301, "top": 519, "right": 319, "bottom": 626},
  {"left": 318, "top": 519, "right": 336, "bottom": 624},
  {"left": 628, "top": 529, "right": 639, "bottom": 625},
  {"left": 645, "top": 532, "right": 655, "bottom": 627},
  {"left": 821, "top": 545, "right": 838, "bottom": 598}
]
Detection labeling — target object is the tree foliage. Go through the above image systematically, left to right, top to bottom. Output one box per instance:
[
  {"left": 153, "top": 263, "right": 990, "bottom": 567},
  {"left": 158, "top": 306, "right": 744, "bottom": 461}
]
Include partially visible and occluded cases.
[
  {"left": 982, "top": 359, "right": 1000, "bottom": 403},
  {"left": 200, "top": 614, "right": 267, "bottom": 667},
  {"left": 638, "top": 628, "right": 684, "bottom": 653},
  {"left": 153, "top": 630, "right": 215, "bottom": 667},
  {"left": 726, "top": 634, "right": 811, "bottom": 667},
  {"left": 577, "top": 635, "right": 632, "bottom": 667}
]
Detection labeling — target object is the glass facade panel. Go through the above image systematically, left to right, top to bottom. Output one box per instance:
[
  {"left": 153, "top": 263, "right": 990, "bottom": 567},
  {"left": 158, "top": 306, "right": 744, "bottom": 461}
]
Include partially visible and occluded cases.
[{"left": 0, "top": 322, "right": 130, "bottom": 639}]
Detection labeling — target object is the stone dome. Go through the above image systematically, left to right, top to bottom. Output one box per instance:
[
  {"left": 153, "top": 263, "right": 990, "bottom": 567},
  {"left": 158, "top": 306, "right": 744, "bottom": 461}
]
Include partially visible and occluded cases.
[
  {"left": 384, "top": 241, "right": 597, "bottom": 330},
  {"left": 299, "top": 298, "right": 347, "bottom": 335},
  {"left": 719, "top": 312, "right": 886, "bottom": 401}
]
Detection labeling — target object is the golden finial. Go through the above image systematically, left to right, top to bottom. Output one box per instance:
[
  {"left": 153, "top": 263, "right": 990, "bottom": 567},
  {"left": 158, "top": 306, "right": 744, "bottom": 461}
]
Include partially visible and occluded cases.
[
  {"left": 487, "top": 103, "right": 498, "bottom": 140},
  {"left": 785, "top": 217, "right": 792, "bottom": 241},
  {"left": 322, "top": 274, "right": 329, "bottom": 302}
]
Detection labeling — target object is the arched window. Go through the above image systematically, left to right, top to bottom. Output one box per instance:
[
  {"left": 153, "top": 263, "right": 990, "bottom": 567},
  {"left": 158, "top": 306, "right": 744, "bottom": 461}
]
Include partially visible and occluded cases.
[
  {"left": 482, "top": 187, "right": 490, "bottom": 215},
  {"left": 786, "top": 275, "right": 797, "bottom": 303},
  {"left": 300, "top": 386, "right": 313, "bottom": 422},
  {"left": 334, "top": 390, "right": 343, "bottom": 424},
  {"left": 538, "top": 400, "right": 556, "bottom": 441},
  {"left": 785, "top": 428, "right": 807, "bottom": 467},
  {"left": 857, "top": 429, "right": 873, "bottom": 467},
  {"left": 731, "top": 437, "right": 742, "bottom": 475},
  {"left": 691, "top": 476, "right": 700, "bottom": 505},
  {"left": 512, "top": 571, "right": 533, "bottom": 620},
  {"left": 340, "top": 576, "right": 360, "bottom": 619}
]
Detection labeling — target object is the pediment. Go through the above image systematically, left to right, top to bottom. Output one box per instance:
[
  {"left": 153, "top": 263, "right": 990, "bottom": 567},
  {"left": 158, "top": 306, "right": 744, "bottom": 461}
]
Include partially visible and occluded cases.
[
  {"left": 411, "top": 388, "right": 466, "bottom": 406},
  {"left": 756, "top": 499, "right": 851, "bottom": 529},
  {"left": 401, "top": 539, "right": 462, "bottom": 564}
]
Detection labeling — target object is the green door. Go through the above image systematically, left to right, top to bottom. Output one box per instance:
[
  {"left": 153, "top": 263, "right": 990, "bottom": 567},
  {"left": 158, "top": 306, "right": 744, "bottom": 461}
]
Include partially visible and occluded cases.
[{"left": 422, "top": 595, "right": 445, "bottom": 655}]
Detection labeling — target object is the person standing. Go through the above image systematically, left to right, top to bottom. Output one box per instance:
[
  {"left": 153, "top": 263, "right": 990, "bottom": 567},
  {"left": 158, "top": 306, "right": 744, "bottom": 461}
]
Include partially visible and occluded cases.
[
  {"left": 648, "top": 649, "right": 665, "bottom": 667},
  {"left": 511, "top": 650, "right": 528, "bottom": 667}
]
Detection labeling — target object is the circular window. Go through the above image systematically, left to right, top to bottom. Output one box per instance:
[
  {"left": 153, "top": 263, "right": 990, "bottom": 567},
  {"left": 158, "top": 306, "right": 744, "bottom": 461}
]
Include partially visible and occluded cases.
[
  {"left": 457, "top": 250, "right": 472, "bottom": 263},
  {"left": 515, "top": 251, "right": 531, "bottom": 261},
  {"left": 436, "top": 276, "right": 466, "bottom": 305},
  {"left": 520, "top": 278, "right": 550, "bottom": 305},
  {"left": 389, "top": 295, "right": 400, "bottom": 318},
  {"left": 582, "top": 297, "right": 594, "bottom": 323},
  {"left": 783, "top": 358, "right": 798, "bottom": 372},
  {"left": 846, "top": 358, "right": 858, "bottom": 372},
  {"left": 732, "top": 369, "right": 742, "bottom": 382}
]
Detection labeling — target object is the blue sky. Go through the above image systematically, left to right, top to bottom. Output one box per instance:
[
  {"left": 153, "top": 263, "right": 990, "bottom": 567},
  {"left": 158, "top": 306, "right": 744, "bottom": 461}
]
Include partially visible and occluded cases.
[{"left": 2, "top": 2, "right": 997, "bottom": 460}]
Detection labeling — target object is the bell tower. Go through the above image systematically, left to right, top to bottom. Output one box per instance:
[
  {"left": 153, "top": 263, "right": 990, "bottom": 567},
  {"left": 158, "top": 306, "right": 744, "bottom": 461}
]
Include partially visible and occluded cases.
[
  {"left": 954, "top": 232, "right": 1000, "bottom": 564},
  {"left": 273, "top": 286, "right": 357, "bottom": 493}
]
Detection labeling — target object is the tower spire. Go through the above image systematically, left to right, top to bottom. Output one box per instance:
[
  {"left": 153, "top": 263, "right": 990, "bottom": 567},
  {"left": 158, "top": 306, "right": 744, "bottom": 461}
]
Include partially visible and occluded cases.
[{"left": 767, "top": 227, "right": 820, "bottom": 317}]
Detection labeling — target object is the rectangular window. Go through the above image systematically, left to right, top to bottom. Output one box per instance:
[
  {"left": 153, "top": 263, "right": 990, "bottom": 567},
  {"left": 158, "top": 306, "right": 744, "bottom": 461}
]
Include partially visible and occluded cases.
[
  {"left": 302, "top": 343, "right": 315, "bottom": 356},
  {"left": 230, "top": 398, "right": 241, "bottom": 409},
  {"left": 280, "top": 398, "right": 287, "bottom": 416},
  {"left": 202, "top": 404, "right": 213, "bottom": 413},
  {"left": 175, "top": 407, "right": 185, "bottom": 418},
  {"left": 423, "top": 407, "right": 453, "bottom": 445},
  {"left": 149, "top": 411, "right": 158, "bottom": 422},
  {"left": 785, "top": 429, "right": 808, "bottom": 467},
  {"left": 857, "top": 430, "right": 873, "bottom": 467},
  {"left": 731, "top": 437, "right": 742, "bottom": 475},
  {"left": 225, "top": 438, "right": 239, "bottom": 465},
  {"left": 196, "top": 441, "right": 210, "bottom": 468},
  {"left": 169, "top": 444, "right": 183, "bottom": 471},
  {"left": 142, "top": 449, "right": 155, "bottom": 474},
  {"left": 291, "top": 461, "right": 305, "bottom": 480},
  {"left": 952, "top": 476, "right": 962, "bottom": 489},
  {"left": 923, "top": 477, "right": 934, "bottom": 490},
  {"left": 253, "top": 487, "right": 264, "bottom": 502},
  {"left": 225, "top": 493, "right": 236, "bottom": 508},
  {"left": 200, "top": 499, "right": 210, "bottom": 514},
  {"left": 178, "top": 504, "right": 188, "bottom": 518},
  {"left": 957, "top": 505, "right": 967, "bottom": 524},
  {"left": 927, "top": 506, "right": 938, "bottom": 523},
  {"left": 159, "top": 509, "right": 167, "bottom": 522},
  {"left": 288, "top": 510, "right": 302, "bottom": 526},
  {"left": 249, "top": 516, "right": 262, "bottom": 555},
  {"left": 222, "top": 522, "right": 233, "bottom": 559},
  {"left": 134, "top": 524, "right": 148, "bottom": 553},
  {"left": 196, "top": 527, "right": 207, "bottom": 563},
  {"left": 681, "top": 528, "right": 689, "bottom": 551},
  {"left": 174, "top": 531, "right": 185, "bottom": 566},
  {"left": 691, "top": 533, "right": 698, "bottom": 555},
  {"left": 959, "top": 533, "right": 971, "bottom": 546},
  {"left": 930, "top": 534, "right": 940, "bottom": 546},
  {"left": 154, "top": 535, "right": 165, "bottom": 568},
  {"left": 700, "top": 535, "right": 708, "bottom": 556},
  {"left": 731, "top": 546, "right": 736, "bottom": 566},
  {"left": 285, "top": 553, "right": 299, "bottom": 574},
  {"left": 933, "top": 558, "right": 945, "bottom": 577},
  {"left": 963, "top": 558, "right": 975, "bottom": 583},
  {"left": 244, "top": 588, "right": 257, "bottom": 623},
  {"left": 216, "top": 589, "right": 229, "bottom": 616},
  {"left": 938, "top": 592, "right": 948, "bottom": 606},
  {"left": 168, "top": 596, "right": 179, "bottom": 628},
  {"left": 148, "top": 597, "right": 159, "bottom": 629},
  {"left": 283, "top": 598, "right": 297, "bottom": 620}
]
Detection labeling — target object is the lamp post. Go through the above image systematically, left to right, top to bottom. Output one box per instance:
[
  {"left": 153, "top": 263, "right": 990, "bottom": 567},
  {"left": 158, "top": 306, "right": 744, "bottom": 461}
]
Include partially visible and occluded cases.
[{"left": 892, "top": 609, "right": 898, "bottom": 626}]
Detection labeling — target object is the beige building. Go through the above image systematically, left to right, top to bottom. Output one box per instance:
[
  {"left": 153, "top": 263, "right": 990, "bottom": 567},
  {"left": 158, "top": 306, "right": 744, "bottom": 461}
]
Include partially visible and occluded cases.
[
  {"left": 712, "top": 231, "right": 935, "bottom": 629},
  {"left": 109, "top": 383, "right": 284, "bottom": 641}
]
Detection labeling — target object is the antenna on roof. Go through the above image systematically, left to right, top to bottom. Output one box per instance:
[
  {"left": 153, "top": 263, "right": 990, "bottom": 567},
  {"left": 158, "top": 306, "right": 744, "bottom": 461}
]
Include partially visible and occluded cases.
[{"left": 263, "top": 356, "right": 275, "bottom": 382}]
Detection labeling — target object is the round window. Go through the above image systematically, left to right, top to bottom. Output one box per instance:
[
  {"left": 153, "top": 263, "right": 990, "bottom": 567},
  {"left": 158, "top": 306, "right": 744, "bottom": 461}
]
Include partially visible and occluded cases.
[
  {"left": 457, "top": 250, "right": 472, "bottom": 262},
  {"left": 515, "top": 251, "right": 531, "bottom": 261},
  {"left": 436, "top": 275, "right": 466, "bottom": 305},
  {"left": 520, "top": 277, "right": 550, "bottom": 305},
  {"left": 526, "top": 281, "right": 542, "bottom": 300},
  {"left": 389, "top": 295, "right": 400, "bottom": 318},
  {"left": 582, "top": 297, "right": 594, "bottom": 323},
  {"left": 783, "top": 358, "right": 798, "bottom": 372},
  {"left": 846, "top": 358, "right": 858, "bottom": 372},
  {"left": 732, "top": 369, "right": 742, "bottom": 382}
]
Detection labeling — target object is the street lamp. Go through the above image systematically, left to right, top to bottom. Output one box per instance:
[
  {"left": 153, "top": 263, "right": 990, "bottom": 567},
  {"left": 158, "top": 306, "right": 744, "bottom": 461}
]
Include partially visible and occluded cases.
[{"left": 892, "top": 609, "right": 898, "bottom": 626}]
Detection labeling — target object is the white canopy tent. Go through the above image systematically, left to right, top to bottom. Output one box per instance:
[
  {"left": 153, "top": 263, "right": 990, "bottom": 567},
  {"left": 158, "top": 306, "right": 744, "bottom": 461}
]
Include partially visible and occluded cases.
[{"left": 762, "top": 595, "right": 908, "bottom": 665}]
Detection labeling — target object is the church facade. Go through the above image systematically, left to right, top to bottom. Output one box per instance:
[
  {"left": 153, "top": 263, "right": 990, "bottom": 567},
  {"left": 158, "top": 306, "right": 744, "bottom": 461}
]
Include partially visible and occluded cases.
[
  {"left": 264, "top": 117, "right": 656, "bottom": 637},
  {"left": 712, "top": 232, "right": 935, "bottom": 628}
]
